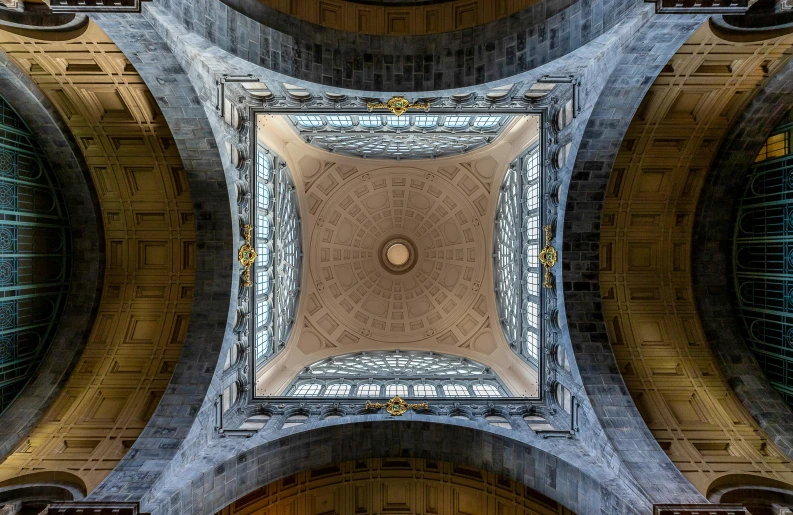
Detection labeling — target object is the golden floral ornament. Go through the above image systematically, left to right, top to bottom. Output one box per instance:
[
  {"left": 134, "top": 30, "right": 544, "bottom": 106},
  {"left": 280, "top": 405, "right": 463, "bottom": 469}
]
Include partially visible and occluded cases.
[
  {"left": 366, "top": 96, "right": 430, "bottom": 117},
  {"left": 238, "top": 224, "right": 257, "bottom": 287},
  {"left": 539, "top": 225, "right": 557, "bottom": 289},
  {"left": 365, "top": 395, "right": 429, "bottom": 416}
]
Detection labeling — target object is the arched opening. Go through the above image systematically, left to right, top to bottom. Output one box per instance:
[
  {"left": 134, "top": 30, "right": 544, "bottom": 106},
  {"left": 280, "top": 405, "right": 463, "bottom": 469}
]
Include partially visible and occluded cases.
[{"left": 215, "top": 458, "right": 573, "bottom": 515}]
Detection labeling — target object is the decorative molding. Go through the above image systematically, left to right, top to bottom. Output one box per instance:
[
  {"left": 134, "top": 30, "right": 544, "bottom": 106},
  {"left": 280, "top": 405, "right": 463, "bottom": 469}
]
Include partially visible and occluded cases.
[
  {"left": 366, "top": 96, "right": 430, "bottom": 117},
  {"left": 365, "top": 395, "right": 429, "bottom": 416}
]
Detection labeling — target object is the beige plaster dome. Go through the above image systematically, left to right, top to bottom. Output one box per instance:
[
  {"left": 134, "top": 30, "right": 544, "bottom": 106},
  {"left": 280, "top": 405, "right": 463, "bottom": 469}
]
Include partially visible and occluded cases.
[
  {"left": 253, "top": 114, "right": 540, "bottom": 397},
  {"left": 310, "top": 166, "right": 486, "bottom": 343}
]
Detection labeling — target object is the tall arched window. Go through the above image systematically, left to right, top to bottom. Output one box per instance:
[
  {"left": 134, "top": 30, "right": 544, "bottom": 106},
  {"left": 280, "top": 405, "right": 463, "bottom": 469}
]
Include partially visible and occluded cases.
[
  {"left": 0, "top": 95, "right": 71, "bottom": 415},
  {"left": 734, "top": 110, "right": 793, "bottom": 407},
  {"left": 252, "top": 145, "right": 302, "bottom": 366},
  {"left": 494, "top": 145, "right": 542, "bottom": 367},
  {"left": 284, "top": 351, "right": 509, "bottom": 398}
]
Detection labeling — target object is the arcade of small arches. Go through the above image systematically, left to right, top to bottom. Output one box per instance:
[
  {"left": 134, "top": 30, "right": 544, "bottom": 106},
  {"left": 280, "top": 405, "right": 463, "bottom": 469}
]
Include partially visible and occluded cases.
[{"left": 1, "top": 1, "right": 793, "bottom": 514}]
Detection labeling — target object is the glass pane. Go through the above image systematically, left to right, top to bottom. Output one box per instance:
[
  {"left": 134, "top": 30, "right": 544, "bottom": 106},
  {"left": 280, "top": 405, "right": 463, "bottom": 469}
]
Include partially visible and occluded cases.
[
  {"left": 294, "top": 115, "right": 324, "bottom": 128},
  {"left": 326, "top": 115, "right": 353, "bottom": 128},
  {"left": 358, "top": 115, "right": 382, "bottom": 127},
  {"left": 386, "top": 115, "right": 409, "bottom": 128},
  {"left": 443, "top": 115, "right": 469, "bottom": 128},
  {"left": 473, "top": 115, "right": 502, "bottom": 129},
  {"left": 294, "top": 383, "right": 322, "bottom": 396},
  {"left": 324, "top": 383, "right": 351, "bottom": 397},
  {"left": 356, "top": 383, "right": 381, "bottom": 397},
  {"left": 385, "top": 383, "right": 408, "bottom": 396},
  {"left": 443, "top": 384, "right": 469, "bottom": 397}
]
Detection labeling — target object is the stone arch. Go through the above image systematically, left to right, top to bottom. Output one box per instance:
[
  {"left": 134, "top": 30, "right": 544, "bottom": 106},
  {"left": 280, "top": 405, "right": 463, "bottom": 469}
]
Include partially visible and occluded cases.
[
  {"left": 150, "top": 0, "right": 643, "bottom": 90},
  {"left": 560, "top": 10, "right": 708, "bottom": 505},
  {"left": 148, "top": 419, "right": 648, "bottom": 514},
  {"left": 216, "top": 458, "right": 571, "bottom": 515},
  {"left": 0, "top": 471, "right": 86, "bottom": 502},
  {"left": 707, "top": 473, "right": 793, "bottom": 513}
]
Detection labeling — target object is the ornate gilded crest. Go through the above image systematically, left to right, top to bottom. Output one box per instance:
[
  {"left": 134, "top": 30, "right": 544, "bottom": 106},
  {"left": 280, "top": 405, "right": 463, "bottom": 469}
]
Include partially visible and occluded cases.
[
  {"left": 366, "top": 96, "right": 430, "bottom": 117},
  {"left": 238, "top": 224, "right": 257, "bottom": 287},
  {"left": 539, "top": 225, "right": 557, "bottom": 289},
  {"left": 365, "top": 395, "right": 429, "bottom": 416}
]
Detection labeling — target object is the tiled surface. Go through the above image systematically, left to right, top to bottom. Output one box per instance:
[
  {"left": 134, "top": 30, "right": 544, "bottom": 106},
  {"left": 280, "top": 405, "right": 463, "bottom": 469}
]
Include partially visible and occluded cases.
[
  {"left": 154, "top": 0, "right": 640, "bottom": 90},
  {"left": 84, "top": 11, "right": 235, "bottom": 501},
  {"left": 560, "top": 12, "right": 709, "bottom": 505}
]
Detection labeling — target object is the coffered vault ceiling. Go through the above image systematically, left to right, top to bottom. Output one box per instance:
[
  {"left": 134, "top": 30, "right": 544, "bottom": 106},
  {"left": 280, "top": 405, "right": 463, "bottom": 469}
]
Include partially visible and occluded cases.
[
  {"left": 0, "top": 22, "right": 196, "bottom": 491},
  {"left": 601, "top": 22, "right": 793, "bottom": 495},
  {"left": 253, "top": 114, "right": 540, "bottom": 397}
]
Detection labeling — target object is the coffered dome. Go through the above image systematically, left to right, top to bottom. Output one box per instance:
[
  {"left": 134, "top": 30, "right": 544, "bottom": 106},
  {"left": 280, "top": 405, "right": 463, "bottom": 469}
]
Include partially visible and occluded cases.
[{"left": 310, "top": 166, "right": 486, "bottom": 343}]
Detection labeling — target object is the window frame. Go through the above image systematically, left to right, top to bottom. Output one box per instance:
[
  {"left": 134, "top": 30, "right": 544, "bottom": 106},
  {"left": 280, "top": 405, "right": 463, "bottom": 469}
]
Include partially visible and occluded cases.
[
  {"left": 493, "top": 143, "right": 544, "bottom": 370},
  {"left": 250, "top": 145, "right": 303, "bottom": 368}
]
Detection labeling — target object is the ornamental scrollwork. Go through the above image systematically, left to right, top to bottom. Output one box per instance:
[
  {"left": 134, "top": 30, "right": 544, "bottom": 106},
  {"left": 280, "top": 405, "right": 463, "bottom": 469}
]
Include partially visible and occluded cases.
[
  {"left": 366, "top": 96, "right": 430, "bottom": 116},
  {"left": 365, "top": 395, "right": 429, "bottom": 416}
]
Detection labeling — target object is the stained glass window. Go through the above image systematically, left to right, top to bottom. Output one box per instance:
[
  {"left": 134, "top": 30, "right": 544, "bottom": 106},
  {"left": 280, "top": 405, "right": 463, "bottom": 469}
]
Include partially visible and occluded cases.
[
  {"left": 0, "top": 95, "right": 71, "bottom": 415},
  {"left": 734, "top": 111, "right": 793, "bottom": 407},
  {"left": 288, "top": 114, "right": 508, "bottom": 159},
  {"left": 252, "top": 145, "right": 302, "bottom": 366},
  {"left": 494, "top": 145, "right": 542, "bottom": 367},
  {"left": 285, "top": 351, "right": 509, "bottom": 397}
]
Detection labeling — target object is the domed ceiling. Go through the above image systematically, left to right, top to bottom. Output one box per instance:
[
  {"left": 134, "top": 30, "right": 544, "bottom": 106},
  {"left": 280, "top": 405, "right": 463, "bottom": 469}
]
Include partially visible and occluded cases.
[
  {"left": 253, "top": 114, "right": 541, "bottom": 396},
  {"left": 310, "top": 165, "right": 485, "bottom": 343}
]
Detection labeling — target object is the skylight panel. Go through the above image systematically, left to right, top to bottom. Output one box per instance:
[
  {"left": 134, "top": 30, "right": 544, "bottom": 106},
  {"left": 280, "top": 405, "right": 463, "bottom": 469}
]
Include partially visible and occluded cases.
[
  {"left": 294, "top": 115, "right": 324, "bottom": 128},
  {"left": 443, "top": 115, "right": 470, "bottom": 128}
]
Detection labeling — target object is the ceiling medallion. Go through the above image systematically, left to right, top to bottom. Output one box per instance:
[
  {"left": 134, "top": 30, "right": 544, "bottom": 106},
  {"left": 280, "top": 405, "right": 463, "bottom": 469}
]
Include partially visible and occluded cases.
[
  {"left": 367, "top": 96, "right": 430, "bottom": 117},
  {"left": 238, "top": 224, "right": 257, "bottom": 287},
  {"left": 539, "top": 225, "right": 557, "bottom": 289},
  {"left": 379, "top": 236, "right": 417, "bottom": 274},
  {"left": 365, "top": 395, "right": 429, "bottom": 416}
]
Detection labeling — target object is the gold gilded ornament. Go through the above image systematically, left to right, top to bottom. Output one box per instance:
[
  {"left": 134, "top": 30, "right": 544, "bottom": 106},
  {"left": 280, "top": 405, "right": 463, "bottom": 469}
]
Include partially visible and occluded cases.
[
  {"left": 366, "top": 96, "right": 430, "bottom": 117},
  {"left": 238, "top": 224, "right": 257, "bottom": 287},
  {"left": 539, "top": 225, "right": 557, "bottom": 289},
  {"left": 365, "top": 395, "right": 429, "bottom": 416}
]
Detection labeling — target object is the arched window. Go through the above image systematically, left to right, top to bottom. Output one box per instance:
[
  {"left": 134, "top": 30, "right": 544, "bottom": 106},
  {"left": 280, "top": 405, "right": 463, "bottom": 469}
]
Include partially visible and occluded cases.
[
  {"left": 0, "top": 95, "right": 71, "bottom": 415},
  {"left": 734, "top": 110, "right": 793, "bottom": 407},
  {"left": 288, "top": 114, "right": 509, "bottom": 159},
  {"left": 252, "top": 145, "right": 302, "bottom": 369},
  {"left": 494, "top": 145, "right": 542, "bottom": 367},
  {"left": 284, "top": 351, "right": 509, "bottom": 398},
  {"left": 293, "top": 382, "right": 321, "bottom": 397},
  {"left": 324, "top": 383, "right": 351, "bottom": 397},
  {"left": 356, "top": 383, "right": 381, "bottom": 397},
  {"left": 385, "top": 383, "right": 408, "bottom": 397},
  {"left": 442, "top": 383, "right": 469, "bottom": 397},
  {"left": 472, "top": 383, "right": 501, "bottom": 397}
]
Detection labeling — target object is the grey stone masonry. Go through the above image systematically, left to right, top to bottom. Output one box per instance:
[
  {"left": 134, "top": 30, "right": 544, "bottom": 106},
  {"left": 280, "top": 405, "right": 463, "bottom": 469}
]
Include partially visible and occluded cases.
[
  {"left": 153, "top": 0, "right": 641, "bottom": 90},
  {"left": 88, "top": 11, "right": 237, "bottom": 506},
  {"left": 560, "top": 11, "right": 709, "bottom": 505},
  {"left": 692, "top": 43, "right": 793, "bottom": 462},
  {"left": 0, "top": 49, "right": 104, "bottom": 465}
]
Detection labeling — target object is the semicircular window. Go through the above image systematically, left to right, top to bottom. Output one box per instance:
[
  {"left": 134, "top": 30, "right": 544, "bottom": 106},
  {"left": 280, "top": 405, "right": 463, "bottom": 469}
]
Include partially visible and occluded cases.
[
  {"left": 0, "top": 95, "right": 70, "bottom": 415},
  {"left": 734, "top": 110, "right": 793, "bottom": 407},
  {"left": 290, "top": 114, "right": 509, "bottom": 160},
  {"left": 252, "top": 144, "right": 302, "bottom": 369},
  {"left": 494, "top": 145, "right": 541, "bottom": 369},
  {"left": 284, "top": 350, "right": 509, "bottom": 397}
]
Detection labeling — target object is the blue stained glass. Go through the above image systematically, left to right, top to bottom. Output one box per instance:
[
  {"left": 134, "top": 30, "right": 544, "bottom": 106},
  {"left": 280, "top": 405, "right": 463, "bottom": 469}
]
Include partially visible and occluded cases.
[
  {"left": 0, "top": 94, "right": 70, "bottom": 415},
  {"left": 735, "top": 123, "right": 793, "bottom": 408}
]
